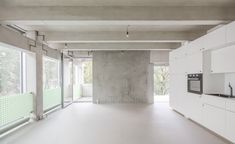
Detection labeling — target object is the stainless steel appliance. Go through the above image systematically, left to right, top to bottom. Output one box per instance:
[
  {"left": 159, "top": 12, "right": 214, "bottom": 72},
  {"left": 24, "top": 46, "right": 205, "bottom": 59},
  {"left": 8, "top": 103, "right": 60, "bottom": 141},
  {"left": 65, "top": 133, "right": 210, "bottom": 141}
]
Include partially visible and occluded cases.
[{"left": 187, "top": 73, "right": 203, "bottom": 94}]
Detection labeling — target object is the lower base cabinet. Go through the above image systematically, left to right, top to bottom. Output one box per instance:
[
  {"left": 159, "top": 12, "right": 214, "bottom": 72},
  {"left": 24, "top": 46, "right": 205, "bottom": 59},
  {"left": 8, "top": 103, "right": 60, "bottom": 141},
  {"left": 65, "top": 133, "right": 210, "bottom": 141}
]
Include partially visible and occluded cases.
[
  {"left": 171, "top": 93, "right": 235, "bottom": 143},
  {"left": 187, "top": 93, "right": 202, "bottom": 123},
  {"left": 202, "top": 104, "right": 227, "bottom": 137},
  {"left": 226, "top": 111, "right": 235, "bottom": 142}
]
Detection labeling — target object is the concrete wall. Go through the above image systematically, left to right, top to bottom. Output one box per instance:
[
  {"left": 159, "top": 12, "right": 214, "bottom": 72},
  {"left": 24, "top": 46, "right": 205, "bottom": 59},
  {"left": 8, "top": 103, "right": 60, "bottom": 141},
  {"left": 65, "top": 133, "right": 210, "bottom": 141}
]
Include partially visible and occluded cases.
[
  {"left": 93, "top": 51, "right": 153, "bottom": 104},
  {"left": 150, "top": 51, "right": 169, "bottom": 65}
]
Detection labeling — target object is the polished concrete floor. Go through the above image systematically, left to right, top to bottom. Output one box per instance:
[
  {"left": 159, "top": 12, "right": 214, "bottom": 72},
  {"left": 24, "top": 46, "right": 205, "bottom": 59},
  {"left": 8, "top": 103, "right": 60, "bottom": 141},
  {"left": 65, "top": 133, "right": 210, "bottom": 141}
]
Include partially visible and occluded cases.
[
  {"left": 76, "top": 96, "right": 93, "bottom": 103},
  {"left": 0, "top": 103, "right": 229, "bottom": 144}
]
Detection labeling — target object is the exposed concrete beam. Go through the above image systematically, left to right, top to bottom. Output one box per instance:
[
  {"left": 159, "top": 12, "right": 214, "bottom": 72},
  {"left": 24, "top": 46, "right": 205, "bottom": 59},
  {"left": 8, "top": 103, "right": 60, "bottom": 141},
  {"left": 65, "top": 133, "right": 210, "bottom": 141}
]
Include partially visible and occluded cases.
[
  {"left": 0, "top": 6, "right": 234, "bottom": 22},
  {"left": 0, "top": 25, "right": 30, "bottom": 51},
  {"left": 0, "top": 26, "right": 61, "bottom": 59},
  {"left": 44, "top": 31, "right": 204, "bottom": 43},
  {"left": 63, "top": 43, "right": 181, "bottom": 51}
]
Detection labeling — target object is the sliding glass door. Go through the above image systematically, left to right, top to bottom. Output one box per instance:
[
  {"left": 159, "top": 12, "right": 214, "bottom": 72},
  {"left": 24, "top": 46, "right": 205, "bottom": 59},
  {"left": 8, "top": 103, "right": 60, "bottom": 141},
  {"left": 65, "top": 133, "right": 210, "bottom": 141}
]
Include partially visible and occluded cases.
[
  {"left": 43, "top": 56, "right": 61, "bottom": 112},
  {"left": 63, "top": 57, "right": 73, "bottom": 106}
]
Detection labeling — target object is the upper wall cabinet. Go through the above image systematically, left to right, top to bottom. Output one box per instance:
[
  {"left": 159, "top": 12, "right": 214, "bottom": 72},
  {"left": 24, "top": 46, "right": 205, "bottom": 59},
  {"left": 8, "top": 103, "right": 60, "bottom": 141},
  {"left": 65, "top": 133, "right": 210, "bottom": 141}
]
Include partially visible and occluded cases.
[
  {"left": 226, "top": 21, "right": 235, "bottom": 44},
  {"left": 204, "top": 26, "right": 226, "bottom": 50},
  {"left": 188, "top": 36, "right": 205, "bottom": 54},
  {"left": 186, "top": 39, "right": 204, "bottom": 73},
  {"left": 211, "top": 45, "right": 235, "bottom": 73},
  {"left": 169, "top": 46, "right": 188, "bottom": 74},
  {"left": 187, "top": 51, "right": 203, "bottom": 73}
]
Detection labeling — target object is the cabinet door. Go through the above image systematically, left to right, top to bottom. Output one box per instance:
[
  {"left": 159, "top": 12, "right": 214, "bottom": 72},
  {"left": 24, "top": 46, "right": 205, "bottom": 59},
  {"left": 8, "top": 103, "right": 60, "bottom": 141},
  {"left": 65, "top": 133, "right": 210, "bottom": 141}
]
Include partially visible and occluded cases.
[
  {"left": 226, "top": 21, "right": 235, "bottom": 44},
  {"left": 204, "top": 26, "right": 226, "bottom": 50},
  {"left": 211, "top": 45, "right": 235, "bottom": 73},
  {"left": 187, "top": 51, "right": 203, "bottom": 73},
  {"left": 169, "top": 74, "right": 187, "bottom": 115},
  {"left": 169, "top": 74, "right": 178, "bottom": 109},
  {"left": 176, "top": 74, "right": 187, "bottom": 115},
  {"left": 187, "top": 93, "right": 202, "bottom": 123},
  {"left": 202, "top": 104, "right": 226, "bottom": 136},
  {"left": 226, "top": 111, "right": 235, "bottom": 142}
]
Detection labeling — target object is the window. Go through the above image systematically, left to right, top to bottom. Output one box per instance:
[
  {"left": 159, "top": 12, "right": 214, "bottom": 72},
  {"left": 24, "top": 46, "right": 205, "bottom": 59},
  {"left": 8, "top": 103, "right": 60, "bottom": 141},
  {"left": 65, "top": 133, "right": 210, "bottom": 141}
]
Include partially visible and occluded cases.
[
  {"left": 0, "top": 45, "right": 33, "bottom": 130},
  {"left": 0, "top": 46, "right": 22, "bottom": 96},
  {"left": 43, "top": 57, "right": 60, "bottom": 89},
  {"left": 82, "top": 60, "right": 92, "bottom": 84}
]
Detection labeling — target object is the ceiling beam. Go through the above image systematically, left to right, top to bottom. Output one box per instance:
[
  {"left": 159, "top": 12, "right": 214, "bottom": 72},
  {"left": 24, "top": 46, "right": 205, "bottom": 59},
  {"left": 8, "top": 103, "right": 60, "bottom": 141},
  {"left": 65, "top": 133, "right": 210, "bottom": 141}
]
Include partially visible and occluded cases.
[
  {"left": 0, "top": 6, "right": 234, "bottom": 22},
  {"left": 44, "top": 31, "right": 204, "bottom": 43},
  {"left": 62, "top": 43, "right": 181, "bottom": 51}
]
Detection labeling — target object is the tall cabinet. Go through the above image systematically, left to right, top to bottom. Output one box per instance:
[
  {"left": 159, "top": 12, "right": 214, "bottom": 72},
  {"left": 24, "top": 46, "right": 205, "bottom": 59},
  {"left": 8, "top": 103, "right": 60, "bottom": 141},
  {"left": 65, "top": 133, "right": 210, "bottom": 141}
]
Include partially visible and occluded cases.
[{"left": 169, "top": 21, "right": 235, "bottom": 143}]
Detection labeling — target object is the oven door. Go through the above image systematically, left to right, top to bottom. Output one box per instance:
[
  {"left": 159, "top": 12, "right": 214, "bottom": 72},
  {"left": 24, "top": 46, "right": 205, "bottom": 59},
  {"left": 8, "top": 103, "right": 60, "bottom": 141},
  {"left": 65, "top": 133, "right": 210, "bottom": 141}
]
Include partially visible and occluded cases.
[{"left": 188, "top": 78, "right": 203, "bottom": 94}]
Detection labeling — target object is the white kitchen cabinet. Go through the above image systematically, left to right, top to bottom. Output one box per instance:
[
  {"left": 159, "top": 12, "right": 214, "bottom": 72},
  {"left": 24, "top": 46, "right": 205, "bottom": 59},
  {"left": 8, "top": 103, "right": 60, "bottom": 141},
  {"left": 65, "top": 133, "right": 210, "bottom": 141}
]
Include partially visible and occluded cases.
[
  {"left": 226, "top": 21, "right": 235, "bottom": 44},
  {"left": 204, "top": 26, "right": 226, "bottom": 50},
  {"left": 187, "top": 36, "right": 205, "bottom": 54},
  {"left": 186, "top": 39, "right": 203, "bottom": 73},
  {"left": 211, "top": 45, "right": 235, "bottom": 73},
  {"left": 169, "top": 46, "right": 187, "bottom": 74},
  {"left": 187, "top": 51, "right": 203, "bottom": 73},
  {"left": 169, "top": 74, "right": 187, "bottom": 116},
  {"left": 169, "top": 74, "right": 178, "bottom": 109},
  {"left": 187, "top": 93, "right": 202, "bottom": 123},
  {"left": 201, "top": 95, "right": 227, "bottom": 138},
  {"left": 202, "top": 95, "right": 226, "bottom": 109},
  {"left": 226, "top": 100, "right": 235, "bottom": 142},
  {"left": 202, "top": 104, "right": 227, "bottom": 136},
  {"left": 226, "top": 111, "right": 235, "bottom": 142}
]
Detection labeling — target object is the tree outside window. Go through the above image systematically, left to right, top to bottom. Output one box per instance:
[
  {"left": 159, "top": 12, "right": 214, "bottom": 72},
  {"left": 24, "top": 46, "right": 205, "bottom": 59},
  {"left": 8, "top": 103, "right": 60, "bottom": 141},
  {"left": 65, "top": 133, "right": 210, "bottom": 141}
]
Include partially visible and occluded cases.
[
  {"left": 0, "top": 46, "right": 21, "bottom": 96},
  {"left": 43, "top": 57, "right": 60, "bottom": 89},
  {"left": 83, "top": 60, "right": 92, "bottom": 84},
  {"left": 154, "top": 66, "right": 169, "bottom": 95}
]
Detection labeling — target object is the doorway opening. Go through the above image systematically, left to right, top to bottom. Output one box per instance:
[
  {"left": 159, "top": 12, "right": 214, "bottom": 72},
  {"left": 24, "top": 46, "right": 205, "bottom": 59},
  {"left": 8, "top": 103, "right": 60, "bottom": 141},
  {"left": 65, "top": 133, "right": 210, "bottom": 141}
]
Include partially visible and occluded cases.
[
  {"left": 74, "top": 58, "right": 93, "bottom": 103},
  {"left": 154, "top": 66, "right": 169, "bottom": 103}
]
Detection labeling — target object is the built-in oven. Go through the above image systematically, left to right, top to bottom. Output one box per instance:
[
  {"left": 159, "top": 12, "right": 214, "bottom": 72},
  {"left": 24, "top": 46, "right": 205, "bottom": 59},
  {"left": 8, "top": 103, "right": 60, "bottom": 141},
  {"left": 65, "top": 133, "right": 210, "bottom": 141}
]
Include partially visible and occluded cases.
[{"left": 187, "top": 73, "right": 203, "bottom": 94}]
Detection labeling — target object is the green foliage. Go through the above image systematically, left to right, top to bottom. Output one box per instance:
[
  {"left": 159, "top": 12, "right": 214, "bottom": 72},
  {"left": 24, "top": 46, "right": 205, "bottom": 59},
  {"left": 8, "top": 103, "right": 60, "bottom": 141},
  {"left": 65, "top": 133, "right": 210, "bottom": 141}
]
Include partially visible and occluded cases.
[
  {"left": 0, "top": 46, "right": 21, "bottom": 96},
  {"left": 43, "top": 57, "right": 59, "bottom": 89},
  {"left": 83, "top": 61, "right": 92, "bottom": 84},
  {"left": 154, "top": 66, "right": 169, "bottom": 95}
]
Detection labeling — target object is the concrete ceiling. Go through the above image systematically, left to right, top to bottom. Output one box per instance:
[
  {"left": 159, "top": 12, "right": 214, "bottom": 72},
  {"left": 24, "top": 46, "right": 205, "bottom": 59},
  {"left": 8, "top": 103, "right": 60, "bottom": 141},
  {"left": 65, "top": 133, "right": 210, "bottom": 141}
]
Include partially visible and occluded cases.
[
  {"left": 0, "top": 0, "right": 234, "bottom": 51},
  {"left": 1, "top": 0, "right": 235, "bottom": 6},
  {"left": 19, "top": 25, "right": 214, "bottom": 32}
]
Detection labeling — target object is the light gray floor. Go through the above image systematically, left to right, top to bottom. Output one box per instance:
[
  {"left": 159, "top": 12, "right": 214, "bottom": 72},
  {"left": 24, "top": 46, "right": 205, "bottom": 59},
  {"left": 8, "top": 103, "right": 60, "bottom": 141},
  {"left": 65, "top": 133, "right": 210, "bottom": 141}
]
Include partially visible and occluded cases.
[
  {"left": 76, "top": 96, "right": 92, "bottom": 103},
  {"left": 0, "top": 103, "right": 229, "bottom": 144}
]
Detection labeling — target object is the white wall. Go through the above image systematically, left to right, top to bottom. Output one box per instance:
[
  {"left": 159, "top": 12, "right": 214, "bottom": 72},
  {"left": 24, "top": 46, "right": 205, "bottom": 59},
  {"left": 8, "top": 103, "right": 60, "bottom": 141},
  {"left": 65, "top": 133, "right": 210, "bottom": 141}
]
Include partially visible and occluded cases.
[{"left": 224, "top": 73, "right": 235, "bottom": 95}]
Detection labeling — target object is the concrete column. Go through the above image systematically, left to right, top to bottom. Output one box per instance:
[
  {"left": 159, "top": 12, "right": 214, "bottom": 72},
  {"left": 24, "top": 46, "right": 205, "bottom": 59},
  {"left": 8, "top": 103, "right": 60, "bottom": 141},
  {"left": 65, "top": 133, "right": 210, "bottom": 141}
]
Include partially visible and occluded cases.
[
  {"left": 35, "top": 46, "right": 44, "bottom": 120},
  {"left": 61, "top": 53, "right": 65, "bottom": 108},
  {"left": 147, "top": 63, "right": 154, "bottom": 104}
]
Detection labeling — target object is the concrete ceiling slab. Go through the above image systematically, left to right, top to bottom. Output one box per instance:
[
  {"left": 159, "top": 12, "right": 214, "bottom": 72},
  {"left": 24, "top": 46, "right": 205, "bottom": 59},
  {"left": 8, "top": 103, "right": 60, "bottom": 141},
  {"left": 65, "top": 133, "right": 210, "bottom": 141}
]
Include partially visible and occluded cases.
[
  {"left": 1, "top": 0, "right": 235, "bottom": 6},
  {"left": 15, "top": 25, "right": 214, "bottom": 32}
]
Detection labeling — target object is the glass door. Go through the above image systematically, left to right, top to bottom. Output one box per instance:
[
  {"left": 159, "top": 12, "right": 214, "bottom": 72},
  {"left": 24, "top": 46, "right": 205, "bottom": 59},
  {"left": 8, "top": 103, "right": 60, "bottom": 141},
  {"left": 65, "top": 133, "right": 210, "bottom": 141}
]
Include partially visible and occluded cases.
[{"left": 63, "top": 57, "right": 73, "bottom": 107}]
